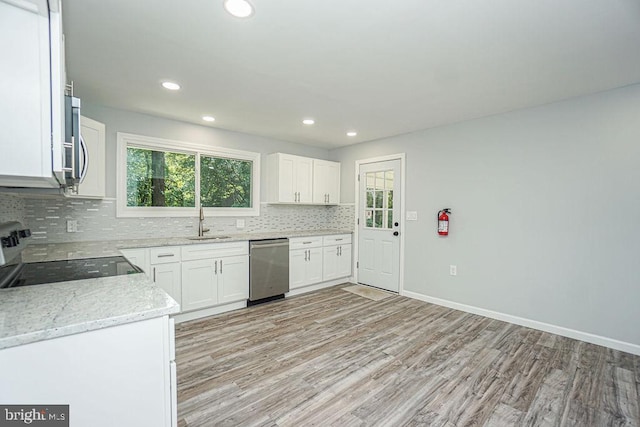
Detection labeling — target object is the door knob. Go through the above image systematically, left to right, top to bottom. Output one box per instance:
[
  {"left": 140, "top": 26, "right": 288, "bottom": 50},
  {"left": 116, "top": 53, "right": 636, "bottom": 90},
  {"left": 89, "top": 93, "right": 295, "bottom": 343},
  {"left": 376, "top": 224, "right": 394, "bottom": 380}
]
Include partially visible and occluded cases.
[
  {"left": 394, "top": 222, "right": 399, "bottom": 227},
  {"left": 393, "top": 231, "right": 399, "bottom": 236}
]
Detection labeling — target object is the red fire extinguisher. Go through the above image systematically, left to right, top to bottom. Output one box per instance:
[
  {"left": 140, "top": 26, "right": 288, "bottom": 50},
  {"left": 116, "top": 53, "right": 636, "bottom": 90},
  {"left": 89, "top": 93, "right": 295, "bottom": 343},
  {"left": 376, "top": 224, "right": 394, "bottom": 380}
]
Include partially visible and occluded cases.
[{"left": 438, "top": 208, "right": 451, "bottom": 236}]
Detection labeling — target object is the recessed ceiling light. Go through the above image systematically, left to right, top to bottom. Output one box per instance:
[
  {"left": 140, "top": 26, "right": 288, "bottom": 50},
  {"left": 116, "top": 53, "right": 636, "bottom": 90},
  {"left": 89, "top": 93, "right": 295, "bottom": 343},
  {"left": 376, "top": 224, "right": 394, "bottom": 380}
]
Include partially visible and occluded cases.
[
  {"left": 223, "top": 0, "right": 254, "bottom": 18},
  {"left": 161, "top": 81, "right": 180, "bottom": 91},
  {"left": 202, "top": 116, "right": 216, "bottom": 122},
  {"left": 302, "top": 119, "right": 315, "bottom": 125},
  {"left": 347, "top": 131, "right": 357, "bottom": 137}
]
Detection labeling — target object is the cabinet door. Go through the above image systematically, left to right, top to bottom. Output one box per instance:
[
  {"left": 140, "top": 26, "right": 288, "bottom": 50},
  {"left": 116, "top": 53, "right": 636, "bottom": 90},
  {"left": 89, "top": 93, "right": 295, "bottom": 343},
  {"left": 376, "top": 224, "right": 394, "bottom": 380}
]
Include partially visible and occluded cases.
[
  {"left": 0, "top": 0, "right": 52, "bottom": 181},
  {"left": 72, "top": 116, "right": 105, "bottom": 198},
  {"left": 277, "top": 154, "right": 296, "bottom": 203},
  {"left": 295, "top": 156, "right": 313, "bottom": 203},
  {"left": 313, "top": 160, "right": 340, "bottom": 204},
  {"left": 337, "top": 244, "right": 353, "bottom": 278},
  {"left": 323, "top": 245, "right": 339, "bottom": 281},
  {"left": 306, "top": 247, "right": 324, "bottom": 285},
  {"left": 120, "top": 248, "right": 150, "bottom": 278},
  {"left": 289, "top": 249, "right": 307, "bottom": 289},
  {"left": 218, "top": 255, "right": 249, "bottom": 304},
  {"left": 181, "top": 259, "right": 217, "bottom": 312},
  {"left": 152, "top": 262, "right": 182, "bottom": 306}
]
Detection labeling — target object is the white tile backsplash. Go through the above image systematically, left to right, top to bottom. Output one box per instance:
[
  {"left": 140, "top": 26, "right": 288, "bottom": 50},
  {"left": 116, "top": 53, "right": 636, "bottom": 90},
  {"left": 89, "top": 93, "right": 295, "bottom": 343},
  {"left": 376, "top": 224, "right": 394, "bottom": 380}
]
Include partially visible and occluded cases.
[{"left": 14, "top": 197, "right": 354, "bottom": 243}]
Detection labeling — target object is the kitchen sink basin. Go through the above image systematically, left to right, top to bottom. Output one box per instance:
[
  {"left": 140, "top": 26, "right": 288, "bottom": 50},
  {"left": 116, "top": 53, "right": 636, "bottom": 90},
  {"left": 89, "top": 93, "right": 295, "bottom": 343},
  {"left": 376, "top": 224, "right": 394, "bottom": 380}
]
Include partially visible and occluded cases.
[{"left": 187, "top": 235, "right": 231, "bottom": 241}]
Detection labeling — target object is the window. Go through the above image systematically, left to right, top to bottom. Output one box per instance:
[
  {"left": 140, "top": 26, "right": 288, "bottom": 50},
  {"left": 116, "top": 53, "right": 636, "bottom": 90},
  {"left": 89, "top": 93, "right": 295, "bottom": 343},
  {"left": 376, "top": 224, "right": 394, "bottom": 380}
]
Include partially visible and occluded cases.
[
  {"left": 117, "top": 133, "right": 260, "bottom": 217},
  {"left": 127, "top": 147, "right": 196, "bottom": 208},
  {"left": 364, "top": 170, "right": 394, "bottom": 229}
]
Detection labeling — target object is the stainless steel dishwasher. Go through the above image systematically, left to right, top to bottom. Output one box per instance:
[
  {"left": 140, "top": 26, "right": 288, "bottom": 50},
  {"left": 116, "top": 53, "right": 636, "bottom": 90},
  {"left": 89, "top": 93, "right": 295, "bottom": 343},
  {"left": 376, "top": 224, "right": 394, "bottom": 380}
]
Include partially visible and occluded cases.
[{"left": 248, "top": 238, "right": 289, "bottom": 304}]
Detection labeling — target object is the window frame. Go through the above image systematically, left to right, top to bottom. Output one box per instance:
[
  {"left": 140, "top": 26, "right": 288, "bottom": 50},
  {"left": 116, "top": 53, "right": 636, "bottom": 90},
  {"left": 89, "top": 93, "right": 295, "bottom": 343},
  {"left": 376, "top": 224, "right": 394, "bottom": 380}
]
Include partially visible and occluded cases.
[{"left": 116, "top": 132, "right": 261, "bottom": 218}]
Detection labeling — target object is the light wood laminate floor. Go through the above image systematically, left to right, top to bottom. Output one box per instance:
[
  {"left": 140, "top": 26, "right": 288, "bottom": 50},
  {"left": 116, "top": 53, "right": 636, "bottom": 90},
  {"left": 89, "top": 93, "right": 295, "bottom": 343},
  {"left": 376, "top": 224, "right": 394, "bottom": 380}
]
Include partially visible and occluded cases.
[{"left": 175, "top": 285, "right": 640, "bottom": 426}]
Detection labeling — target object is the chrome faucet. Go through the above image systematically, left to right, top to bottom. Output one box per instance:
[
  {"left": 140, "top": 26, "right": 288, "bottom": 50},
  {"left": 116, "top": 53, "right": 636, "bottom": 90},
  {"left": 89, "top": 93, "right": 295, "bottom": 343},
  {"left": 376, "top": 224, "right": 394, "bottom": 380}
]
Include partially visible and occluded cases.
[{"left": 198, "top": 207, "right": 210, "bottom": 237}]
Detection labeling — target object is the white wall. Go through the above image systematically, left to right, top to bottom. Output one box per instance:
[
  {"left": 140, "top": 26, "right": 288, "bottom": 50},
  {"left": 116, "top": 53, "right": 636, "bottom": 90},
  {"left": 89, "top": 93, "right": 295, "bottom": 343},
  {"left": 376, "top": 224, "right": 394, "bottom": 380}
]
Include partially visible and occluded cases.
[
  {"left": 330, "top": 84, "right": 640, "bottom": 348},
  {"left": 81, "top": 103, "right": 330, "bottom": 199}
]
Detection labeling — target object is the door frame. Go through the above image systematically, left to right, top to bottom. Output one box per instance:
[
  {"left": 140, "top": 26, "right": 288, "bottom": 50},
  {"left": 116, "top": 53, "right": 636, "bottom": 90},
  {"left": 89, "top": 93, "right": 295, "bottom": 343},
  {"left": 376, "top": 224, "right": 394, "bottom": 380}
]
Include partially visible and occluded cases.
[{"left": 353, "top": 153, "right": 406, "bottom": 294}]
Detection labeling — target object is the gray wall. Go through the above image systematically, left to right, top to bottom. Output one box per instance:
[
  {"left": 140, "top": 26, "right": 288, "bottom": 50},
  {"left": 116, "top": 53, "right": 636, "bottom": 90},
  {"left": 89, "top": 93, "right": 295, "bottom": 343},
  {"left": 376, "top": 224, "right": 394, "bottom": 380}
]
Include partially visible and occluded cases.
[
  {"left": 330, "top": 83, "right": 640, "bottom": 346},
  {"left": 81, "top": 103, "right": 330, "bottom": 199}
]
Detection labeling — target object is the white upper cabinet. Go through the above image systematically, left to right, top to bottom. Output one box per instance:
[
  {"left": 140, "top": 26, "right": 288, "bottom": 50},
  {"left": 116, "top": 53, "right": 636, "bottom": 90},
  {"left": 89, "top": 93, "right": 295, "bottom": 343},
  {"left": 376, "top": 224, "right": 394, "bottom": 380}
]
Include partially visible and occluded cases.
[
  {"left": 0, "top": 0, "right": 66, "bottom": 188},
  {"left": 68, "top": 115, "right": 106, "bottom": 198},
  {"left": 267, "top": 153, "right": 340, "bottom": 205},
  {"left": 267, "top": 153, "right": 313, "bottom": 203},
  {"left": 312, "top": 159, "right": 340, "bottom": 205}
]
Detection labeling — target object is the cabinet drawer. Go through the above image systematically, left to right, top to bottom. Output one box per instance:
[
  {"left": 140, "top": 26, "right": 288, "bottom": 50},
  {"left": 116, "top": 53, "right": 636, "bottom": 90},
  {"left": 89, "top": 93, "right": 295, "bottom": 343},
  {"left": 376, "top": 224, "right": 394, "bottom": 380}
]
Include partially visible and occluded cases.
[
  {"left": 322, "top": 234, "right": 352, "bottom": 246},
  {"left": 289, "top": 236, "right": 323, "bottom": 250},
  {"left": 181, "top": 241, "right": 249, "bottom": 261},
  {"left": 149, "top": 247, "right": 182, "bottom": 264}
]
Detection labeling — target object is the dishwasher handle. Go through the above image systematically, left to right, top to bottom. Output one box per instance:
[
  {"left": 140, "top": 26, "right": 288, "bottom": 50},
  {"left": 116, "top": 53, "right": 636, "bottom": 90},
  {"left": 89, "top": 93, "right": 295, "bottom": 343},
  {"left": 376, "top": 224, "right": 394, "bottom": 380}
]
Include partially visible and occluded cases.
[{"left": 250, "top": 240, "right": 289, "bottom": 250}]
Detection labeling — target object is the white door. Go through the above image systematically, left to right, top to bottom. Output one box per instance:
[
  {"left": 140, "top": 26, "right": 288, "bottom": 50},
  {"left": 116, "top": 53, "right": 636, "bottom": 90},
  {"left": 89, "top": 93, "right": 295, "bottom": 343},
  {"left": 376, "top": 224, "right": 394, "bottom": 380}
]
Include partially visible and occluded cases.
[
  {"left": 74, "top": 116, "right": 106, "bottom": 198},
  {"left": 295, "top": 156, "right": 313, "bottom": 203},
  {"left": 358, "top": 159, "right": 401, "bottom": 292}
]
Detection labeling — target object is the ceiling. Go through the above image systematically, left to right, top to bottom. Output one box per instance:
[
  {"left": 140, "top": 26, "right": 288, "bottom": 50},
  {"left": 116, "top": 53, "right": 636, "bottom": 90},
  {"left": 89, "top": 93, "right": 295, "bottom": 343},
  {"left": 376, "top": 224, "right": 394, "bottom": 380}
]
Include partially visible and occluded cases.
[{"left": 62, "top": 0, "right": 640, "bottom": 149}]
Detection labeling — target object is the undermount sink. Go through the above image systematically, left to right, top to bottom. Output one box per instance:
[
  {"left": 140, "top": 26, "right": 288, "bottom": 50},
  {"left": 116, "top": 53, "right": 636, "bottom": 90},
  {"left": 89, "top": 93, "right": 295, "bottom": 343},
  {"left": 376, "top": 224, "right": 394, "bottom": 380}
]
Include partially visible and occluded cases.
[{"left": 187, "top": 235, "right": 231, "bottom": 241}]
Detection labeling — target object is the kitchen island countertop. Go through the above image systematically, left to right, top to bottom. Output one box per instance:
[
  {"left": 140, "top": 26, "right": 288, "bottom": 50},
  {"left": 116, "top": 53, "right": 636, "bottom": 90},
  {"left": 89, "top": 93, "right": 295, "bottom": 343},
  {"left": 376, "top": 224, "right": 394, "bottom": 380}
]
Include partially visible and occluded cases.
[{"left": 0, "top": 273, "right": 179, "bottom": 350}]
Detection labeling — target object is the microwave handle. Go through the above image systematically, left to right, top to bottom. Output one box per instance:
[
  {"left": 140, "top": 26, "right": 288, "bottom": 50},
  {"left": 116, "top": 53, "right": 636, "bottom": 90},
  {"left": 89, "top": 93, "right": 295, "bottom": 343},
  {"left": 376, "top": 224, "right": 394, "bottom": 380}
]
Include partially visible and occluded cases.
[{"left": 79, "top": 135, "right": 88, "bottom": 183}]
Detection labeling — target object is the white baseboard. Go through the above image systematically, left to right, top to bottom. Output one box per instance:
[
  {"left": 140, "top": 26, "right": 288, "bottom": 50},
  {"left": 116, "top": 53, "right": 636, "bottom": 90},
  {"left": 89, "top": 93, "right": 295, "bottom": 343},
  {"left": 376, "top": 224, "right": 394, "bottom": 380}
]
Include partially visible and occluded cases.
[
  {"left": 402, "top": 290, "right": 640, "bottom": 356},
  {"left": 173, "top": 300, "right": 247, "bottom": 324}
]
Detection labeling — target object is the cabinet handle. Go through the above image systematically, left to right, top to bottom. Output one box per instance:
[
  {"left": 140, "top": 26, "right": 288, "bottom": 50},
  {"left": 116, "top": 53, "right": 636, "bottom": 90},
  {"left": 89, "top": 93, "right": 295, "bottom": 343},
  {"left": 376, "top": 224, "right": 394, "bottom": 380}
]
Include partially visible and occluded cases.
[
  {"left": 327, "top": 193, "right": 330, "bottom": 203},
  {"left": 336, "top": 246, "right": 339, "bottom": 256},
  {"left": 339, "top": 246, "right": 342, "bottom": 256},
  {"left": 304, "top": 250, "right": 308, "bottom": 261},
  {"left": 308, "top": 250, "right": 311, "bottom": 261},
  {"left": 157, "top": 253, "right": 175, "bottom": 258},
  {"left": 220, "top": 259, "right": 223, "bottom": 274},
  {"left": 215, "top": 260, "right": 218, "bottom": 274},
  {"left": 153, "top": 267, "right": 156, "bottom": 282}
]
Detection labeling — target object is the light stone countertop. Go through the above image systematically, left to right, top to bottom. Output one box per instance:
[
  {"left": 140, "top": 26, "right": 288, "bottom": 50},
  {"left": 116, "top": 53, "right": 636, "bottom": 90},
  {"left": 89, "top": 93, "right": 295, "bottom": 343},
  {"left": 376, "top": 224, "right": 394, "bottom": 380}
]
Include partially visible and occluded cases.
[
  {"left": 22, "top": 229, "right": 353, "bottom": 262},
  {"left": 0, "top": 274, "right": 179, "bottom": 350}
]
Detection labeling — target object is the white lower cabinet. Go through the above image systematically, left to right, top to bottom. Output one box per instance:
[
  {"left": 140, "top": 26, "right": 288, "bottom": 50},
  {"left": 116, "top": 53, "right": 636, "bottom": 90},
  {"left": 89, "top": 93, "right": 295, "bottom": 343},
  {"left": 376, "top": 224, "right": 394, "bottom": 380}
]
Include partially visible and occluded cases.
[
  {"left": 289, "top": 237, "right": 324, "bottom": 289},
  {"left": 180, "top": 242, "right": 249, "bottom": 313},
  {"left": 323, "top": 243, "right": 352, "bottom": 281},
  {"left": 149, "top": 247, "right": 182, "bottom": 306},
  {"left": 120, "top": 248, "right": 150, "bottom": 277},
  {"left": 219, "top": 254, "right": 250, "bottom": 304},
  {"left": 182, "top": 255, "right": 249, "bottom": 310},
  {"left": 181, "top": 259, "right": 218, "bottom": 311},
  {"left": 152, "top": 262, "right": 182, "bottom": 306},
  {"left": 0, "top": 316, "right": 176, "bottom": 427}
]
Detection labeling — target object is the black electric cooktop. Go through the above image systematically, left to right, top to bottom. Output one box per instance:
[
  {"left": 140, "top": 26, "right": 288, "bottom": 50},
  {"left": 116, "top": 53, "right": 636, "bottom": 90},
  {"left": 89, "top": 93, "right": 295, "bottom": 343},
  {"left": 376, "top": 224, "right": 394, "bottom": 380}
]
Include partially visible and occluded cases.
[{"left": 1, "top": 256, "right": 143, "bottom": 288}]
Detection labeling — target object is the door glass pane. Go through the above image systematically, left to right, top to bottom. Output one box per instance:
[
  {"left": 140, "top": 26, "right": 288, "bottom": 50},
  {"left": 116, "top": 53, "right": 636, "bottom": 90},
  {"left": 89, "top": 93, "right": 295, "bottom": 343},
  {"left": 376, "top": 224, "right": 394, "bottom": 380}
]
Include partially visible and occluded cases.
[
  {"left": 375, "top": 171, "right": 385, "bottom": 190},
  {"left": 385, "top": 171, "right": 394, "bottom": 190},
  {"left": 366, "top": 173, "right": 376, "bottom": 190},
  {"left": 387, "top": 190, "right": 393, "bottom": 209},
  {"left": 366, "top": 191, "right": 374, "bottom": 208},
  {"left": 375, "top": 191, "right": 383, "bottom": 208},
  {"left": 388, "top": 209, "right": 393, "bottom": 229},
  {"left": 366, "top": 210, "right": 373, "bottom": 227},
  {"left": 374, "top": 210, "right": 383, "bottom": 228}
]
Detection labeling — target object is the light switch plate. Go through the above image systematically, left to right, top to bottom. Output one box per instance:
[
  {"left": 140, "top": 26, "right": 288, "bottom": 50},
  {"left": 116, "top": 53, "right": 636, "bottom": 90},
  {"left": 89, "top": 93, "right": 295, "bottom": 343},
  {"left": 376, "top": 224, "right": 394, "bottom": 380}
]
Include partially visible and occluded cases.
[
  {"left": 406, "top": 211, "right": 418, "bottom": 221},
  {"left": 236, "top": 219, "right": 245, "bottom": 229}
]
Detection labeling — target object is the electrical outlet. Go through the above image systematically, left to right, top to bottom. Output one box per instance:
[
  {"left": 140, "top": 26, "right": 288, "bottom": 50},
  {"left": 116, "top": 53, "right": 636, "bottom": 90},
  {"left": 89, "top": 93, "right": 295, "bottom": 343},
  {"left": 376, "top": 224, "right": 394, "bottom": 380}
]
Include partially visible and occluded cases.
[
  {"left": 236, "top": 219, "right": 245, "bottom": 229},
  {"left": 66, "top": 220, "right": 78, "bottom": 233},
  {"left": 449, "top": 265, "right": 457, "bottom": 276}
]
